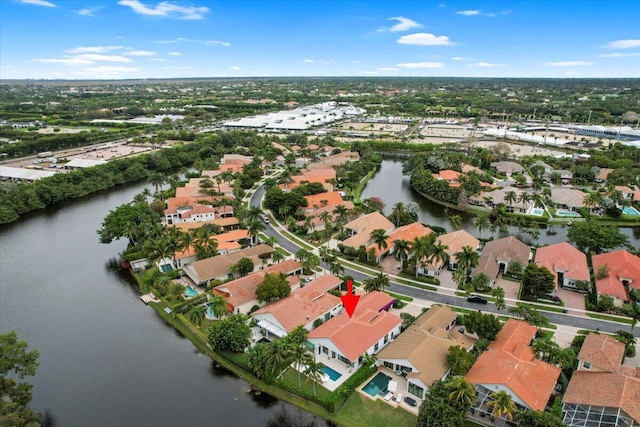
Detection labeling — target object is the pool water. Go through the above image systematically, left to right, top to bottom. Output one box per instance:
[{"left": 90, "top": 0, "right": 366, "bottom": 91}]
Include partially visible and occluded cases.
[
  {"left": 622, "top": 206, "right": 640, "bottom": 216},
  {"left": 530, "top": 208, "right": 544, "bottom": 216},
  {"left": 555, "top": 210, "right": 581, "bottom": 218},
  {"left": 160, "top": 264, "right": 173, "bottom": 272},
  {"left": 184, "top": 285, "right": 198, "bottom": 298},
  {"left": 321, "top": 365, "right": 342, "bottom": 381},
  {"left": 362, "top": 372, "right": 391, "bottom": 397}
]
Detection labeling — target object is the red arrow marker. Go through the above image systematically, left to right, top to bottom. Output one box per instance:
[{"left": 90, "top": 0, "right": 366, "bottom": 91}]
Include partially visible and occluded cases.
[{"left": 340, "top": 279, "right": 360, "bottom": 318}]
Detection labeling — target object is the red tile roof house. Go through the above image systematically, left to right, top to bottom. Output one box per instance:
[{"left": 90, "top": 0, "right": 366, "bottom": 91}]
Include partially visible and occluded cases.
[
  {"left": 164, "top": 203, "right": 217, "bottom": 225},
  {"left": 340, "top": 212, "right": 395, "bottom": 253},
  {"left": 367, "top": 222, "right": 434, "bottom": 264},
  {"left": 173, "top": 229, "right": 251, "bottom": 269},
  {"left": 472, "top": 236, "right": 531, "bottom": 285},
  {"left": 534, "top": 242, "right": 589, "bottom": 292},
  {"left": 182, "top": 244, "right": 274, "bottom": 286},
  {"left": 592, "top": 250, "right": 640, "bottom": 307},
  {"left": 212, "top": 260, "right": 304, "bottom": 315},
  {"left": 252, "top": 275, "right": 343, "bottom": 339},
  {"left": 308, "top": 291, "right": 401, "bottom": 373},
  {"left": 376, "top": 305, "right": 476, "bottom": 402},
  {"left": 465, "top": 319, "right": 561, "bottom": 423},
  {"left": 562, "top": 333, "right": 640, "bottom": 427}
]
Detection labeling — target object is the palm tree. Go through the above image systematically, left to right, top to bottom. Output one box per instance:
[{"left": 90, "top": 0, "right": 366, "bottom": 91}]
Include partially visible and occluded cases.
[
  {"left": 148, "top": 172, "right": 166, "bottom": 195},
  {"left": 504, "top": 190, "right": 517, "bottom": 207},
  {"left": 518, "top": 191, "right": 530, "bottom": 209},
  {"left": 584, "top": 192, "right": 602, "bottom": 211},
  {"left": 389, "top": 202, "right": 407, "bottom": 227},
  {"left": 332, "top": 204, "right": 349, "bottom": 232},
  {"left": 247, "top": 206, "right": 264, "bottom": 222},
  {"left": 318, "top": 210, "right": 332, "bottom": 235},
  {"left": 448, "top": 214, "right": 463, "bottom": 231},
  {"left": 474, "top": 215, "right": 491, "bottom": 239},
  {"left": 303, "top": 216, "right": 314, "bottom": 233},
  {"left": 247, "top": 218, "right": 266, "bottom": 246},
  {"left": 370, "top": 228, "right": 388, "bottom": 262},
  {"left": 193, "top": 235, "right": 218, "bottom": 260},
  {"left": 263, "top": 235, "right": 278, "bottom": 248},
  {"left": 411, "top": 235, "right": 431, "bottom": 277},
  {"left": 393, "top": 239, "right": 410, "bottom": 270},
  {"left": 427, "top": 241, "right": 449, "bottom": 276},
  {"left": 318, "top": 245, "right": 330, "bottom": 262},
  {"left": 454, "top": 245, "right": 479, "bottom": 277},
  {"left": 272, "top": 250, "right": 286, "bottom": 264},
  {"left": 329, "top": 261, "right": 344, "bottom": 277},
  {"left": 471, "top": 272, "right": 491, "bottom": 291},
  {"left": 169, "top": 282, "right": 186, "bottom": 301},
  {"left": 492, "top": 286, "right": 506, "bottom": 311},
  {"left": 208, "top": 294, "right": 228, "bottom": 318},
  {"left": 189, "top": 304, "right": 207, "bottom": 326},
  {"left": 262, "top": 339, "right": 293, "bottom": 380},
  {"left": 290, "top": 343, "right": 313, "bottom": 387},
  {"left": 304, "top": 357, "right": 324, "bottom": 396},
  {"left": 446, "top": 376, "right": 477, "bottom": 408},
  {"left": 487, "top": 390, "right": 517, "bottom": 420}
]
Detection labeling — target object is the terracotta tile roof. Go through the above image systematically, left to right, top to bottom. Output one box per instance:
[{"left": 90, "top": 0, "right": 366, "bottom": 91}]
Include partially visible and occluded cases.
[
  {"left": 306, "top": 151, "right": 360, "bottom": 169},
  {"left": 221, "top": 154, "right": 252, "bottom": 165},
  {"left": 596, "top": 168, "right": 614, "bottom": 181},
  {"left": 434, "top": 169, "right": 461, "bottom": 182},
  {"left": 615, "top": 185, "right": 635, "bottom": 194},
  {"left": 175, "top": 186, "right": 210, "bottom": 198},
  {"left": 550, "top": 188, "right": 587, "bottom": 209},
  {"left": 304, "top": 192, "right": 344, "bottom": 209},
  {"left": 166, "top": 196, "right": 214, "bottom": 210},
  {"left": 180, "top": 204, "right": 216, "bottom": 218},
  {"left": 342, "top": 212, "right": 394, "bottom": 249},
  {"left": 172, "top": 217, "right": 240, "bottom": 231},
  {"left": 368, "top": 222, "right": 433, "bottom": 258},
  {"left": 215, "top": 229, "right": 250, "bottom": 242},
  {"left": 437, "top": 230, "right": 480, "bottom": 258},
  {"left": 473, "top": 236, "right": 531, "bottom": 279},
  {"left": 217, "top": 241, "right": 241, "bottom": 252},
  {"left": 535, "top": 242, "right": 589, "bottom": 283},
  {"left": 183, "top": 244, "right": 273, "bottom": 284},
  {"left": 174, "top": 246, "right": 197, "bottom": 260},
  {"left": 592, "top": 250, "right": 640, "bottom": 300},
  {"left": 215, "top": 260, "right": 303, "bottom": 310},
  {"left": 253, "top": 275, "right": 342, "bottom": 331},
  {"left": 308, "top": 291, "right": 401, "bottom": 362},
  {"left": 377, "top": 306, "right": 476, "bottom": 387},
  {"left": 466, "top": 319, "right": 560, "bottom": 411},
  {"left": 578, "top": 333, "right": 626, "bottom": 372}
]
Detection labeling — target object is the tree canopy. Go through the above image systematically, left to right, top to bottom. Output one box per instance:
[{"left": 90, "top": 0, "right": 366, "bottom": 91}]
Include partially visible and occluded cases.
[
  {"left": 567, "top": 221, "right": 630, "bottom": 254},
  {"left": 521, "top": 263, "right": 556, "bottom": 300},
  {"left": 256, "top": 273, "right": 291, "bottom": 303},
  {"left": 207, "top": 314, "right": 251, "bottom": 352}
]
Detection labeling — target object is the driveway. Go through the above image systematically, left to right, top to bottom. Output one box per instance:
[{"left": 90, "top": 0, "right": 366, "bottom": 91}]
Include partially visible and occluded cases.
[
  {"left": 494, "top": 275, "right": 520, "bottom": 303},
  {"left": 555, "top": 287, "right": 586, "bottom": 316}
]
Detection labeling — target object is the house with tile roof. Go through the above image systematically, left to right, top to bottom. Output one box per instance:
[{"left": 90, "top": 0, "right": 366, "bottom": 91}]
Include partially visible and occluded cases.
[
  {"left": 306, "top": 151, "right": 360, "bottom": 169},
  {"left": 491, "top": 161, "right": 524, "bottom": 175},
  {"left": 280, "top": 168, "right": 336, "bottom": 192},
  {"left": 470, "top": 187, "right": 534, "bottom": 213},
  {"left": 550, "top": 188, "right": 587, "bottom": 211},
  {"left": 304, "top": 192, "right": 345, "bottom": 211},
  {"left": 298, "top": 201, "right": 356, "bottom": 234},
  {"left": 340, "top": 212, "right": 395, "bottom": 251},
  {"left": 172, "top": 217, "right": 240, "bottom": 232},
  {"left": 367, "top": 222, "right": 434, "bottom": 263},
  {"left": 433, "top": 230, "right": 480, "bottom": 271},
  {"left": 472, "top": 236, "right": 531, "bottom": 284},
  {"left": 535, "top": 242, "right": 590, "bottom": 291},
  {"left": 182, "top": 244, "right": 274, "bottom": 286},
  {"left": 592, "top": 250, "right": 640, "bottom": 307},
  {"left": 212, "top": 260, "right": 304, "bottom": 315},
  {"left": 253, "top": 275, "right": 343, "bottom": 338},
  {"left": 308, "top": 291, "right": 401, "bottom": 371},
  {"left": 376, "top": 305, "right": 476, "bottom": 401},
  {"left": 466, "top": 319, "right": 561, "bottom": 419},
  {"left": 562, "top": 333, "right": 640, "bottom": 427}
]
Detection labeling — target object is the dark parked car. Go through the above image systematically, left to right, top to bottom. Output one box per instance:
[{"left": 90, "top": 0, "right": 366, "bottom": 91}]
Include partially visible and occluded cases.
[
  {"left": 467, "top": 295, "right": 488, "bottom": 304},
  {"left": 404, "top": 396, "right": 417, "bottom": 407}
]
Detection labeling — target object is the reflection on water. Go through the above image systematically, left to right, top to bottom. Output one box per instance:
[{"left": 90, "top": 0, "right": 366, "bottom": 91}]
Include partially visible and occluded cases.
[{"left": 265, "top": 404, "right": 334, "bottom": 427}]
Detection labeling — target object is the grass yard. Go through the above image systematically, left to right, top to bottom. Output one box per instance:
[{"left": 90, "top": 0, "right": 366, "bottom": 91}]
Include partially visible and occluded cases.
[
  {"left": 280, "top": 368, "right": 332, "bottom": 401},
  {"left": 335, "top": 393, "right": 417, "bottom": 427}
]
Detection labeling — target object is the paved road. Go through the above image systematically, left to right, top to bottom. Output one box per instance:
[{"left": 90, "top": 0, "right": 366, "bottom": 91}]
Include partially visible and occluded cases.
[{"left": 250, "top": 184, "right": 640, "bottom": 338}]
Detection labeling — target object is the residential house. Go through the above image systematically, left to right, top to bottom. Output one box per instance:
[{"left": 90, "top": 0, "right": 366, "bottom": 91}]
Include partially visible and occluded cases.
[
  {"left": 532, "top": 160, "right": 553, "bottom": 174},
  {"left": 491, "top": 161, "right": 525, "bottom": 175},
  {"left": 281, "top": 168, "right": 336, "bottom": 192},
  {"left": 595, "top": 168, "right": 614, "bottom": 183},
  {"left": 433, "top": 169, "right": 492, "bottom": 189},
  {"left": 546, "top": 169, "right": 573, "bottom": 184},
  {"left": 616, "top": 185, "right": 637, "bottom": 202},
  {"left": 471, "top": 188, "right": 534, "bottom": 213},
  {"left": 550, "top": 188, "right": 587, "bottom": 211},
  {"left": 304, "top": 192, "right": 345, "bottom": 212},
  {"left": 298, "top": 201, "right": 355, "bottom": 233},
  {"left": 163, "top": 203, "right": 216, "bottom": 225},
  {"left": 341, "top": 212, "right": 395, "bottom": 251},
  {"left": 172, "top": 217, "right": 240, "bottom": 232},
  {"left": 368, "top": 222, "right": 434, "bottom": 264},
  {"left": 435, "top": 230, "right": 480, "bottom": 271},
  {"left": 472, "top": 236, "right": 531, "bottom": 284},
  {"left": 535, "top": 242, "right": 590, "bottom": 291},
  {"left": 182, "top": 244, "right": 273, "bottom": 286},
  {"left": 592, "top": 250, "right": 640, "bottom": 306},
  {"left": 213, "top": 260, "right": 304, "bottom": 315},
  {"left": 253, "top": 275, "right": 343, "bottom": 338},
  {"left": 308, "top": 291, "right": 401, "bottom": 370},
  {"left": 376, "top": 305, "right": 476, "bottom": 400},
  {"left": 466, "top": 319, "right": 561, "bottom": 418},
  {"left": 562, "top": 333, "right": 640, "bottom": 426}
]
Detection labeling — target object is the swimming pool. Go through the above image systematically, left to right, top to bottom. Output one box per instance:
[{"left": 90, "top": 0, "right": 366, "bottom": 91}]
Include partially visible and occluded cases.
[
  {"left": 622, "top": 206, "right": 640, "bottom": 216},
  {"left": 530, "top": 208, "right": 544, "bottom": 216},
  {"left": 555, "top": 210, "right": 581, "bottom": 218},
  {"left": 160, "top": 264, "right": 173, "bottom": 273},
  {"left": 184, "top": 285, "right": 198, "bottom": 298},
  {"left": 321, "top": 365, "right": 342, "bottom": 381},
  {"left": 362, "top": 372, "right": 391, "bottom": 397}
]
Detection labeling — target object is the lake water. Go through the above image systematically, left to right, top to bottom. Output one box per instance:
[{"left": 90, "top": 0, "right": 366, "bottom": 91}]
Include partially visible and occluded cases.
[
  {"left": 362, "top": 158, "right": 640, "bottom": 247},
  {"left": 0, "top": 183, "right": 327, "bottom": 427}
]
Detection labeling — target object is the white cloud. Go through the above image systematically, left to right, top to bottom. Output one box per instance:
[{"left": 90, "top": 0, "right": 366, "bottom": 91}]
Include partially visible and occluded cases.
[
  {"left": 17, "top": 0, "right": 56, "bottom": 7},
  {"left": 117, "top": 0, "right": 209, "bottom": 20},
  {"left": 76, "top": 6, "right": 101, "bottom": 16},
  {"left": 456, "top": 10, "right": 480, "bottom": 16},
  {"left": 377, "top": 16, "right": 421, "bottom": 32},
  {"left": 397, "top": 33, "right": 453, "bottom": 46},
  {"left": 606, "top": 39, "right": 640, "bottom": 49},
  {"left": 204, "top": 40, "right": 231, "bottom": 47},
  {"left": 66, "top": 46, "right": 124, "bottom": 54},
  {"left": 125, "top": 50, "right": 158, "bottom": 56},
  {"left": 168, "top": 51, "right": 182, "bottom": 56},
  {"left": 600, "top": 52, "right": 640, "bottom": 58},
  {"left": 74, "top": 54, "right": 133, "bottom": 62},
  {"left": 451, "top": 56, "right": 469, "bottom": 61},
  {"left": 31, "top": 58, "right": 93, "bottom": 66},
  {"left": 149, "top": 58, "right": 169, "bottom": 62},
  {"left": 303, "top": 59, "right": 315, "bottom": 63},
  {"left": 352, "top": 60, "right": 362, "bottom": 64},
  {"left": 544, "top": 60, "right": 594, "bottom": 67},
  {"left": 396, "top": 62, "right": 444, "bottom": 69},
  {"left": 467, "top": 62, "right": 506, "bottom": 67},
  {"left": 230, "top": 66, "right": 241, "bottom": 71},
  {"left": 377, "top": 67, "right": 398, "bottom": 71},
  {"left": 362, "top": 71, "right": 379, "bottom": 75}
]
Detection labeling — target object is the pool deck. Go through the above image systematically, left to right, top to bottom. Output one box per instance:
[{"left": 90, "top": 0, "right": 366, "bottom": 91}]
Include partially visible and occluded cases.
[
  {"left": 140, "top": 293, "right": 160, "bottom": 304},
  {"left": 358, "top": 367, "right": 421, "bottom": 415}
]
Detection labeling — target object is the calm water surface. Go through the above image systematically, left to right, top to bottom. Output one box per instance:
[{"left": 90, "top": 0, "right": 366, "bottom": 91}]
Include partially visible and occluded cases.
[
  {"left": 362, "top": 159, "right": 640, "bottom": 247},
  {"left": 0, "top": 183, "right": 327, "bottom": 427}
]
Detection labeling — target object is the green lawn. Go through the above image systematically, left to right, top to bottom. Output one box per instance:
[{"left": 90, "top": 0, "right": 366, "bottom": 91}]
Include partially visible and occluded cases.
[
  {"left": 586, "top": 312, "right": 634, "bottom": 324},
  {"left": 280, "top": 367, "right": 332, "bottom": 400},
  {"left": 335, "top": 393, "right": 417, "bottom": 427}
]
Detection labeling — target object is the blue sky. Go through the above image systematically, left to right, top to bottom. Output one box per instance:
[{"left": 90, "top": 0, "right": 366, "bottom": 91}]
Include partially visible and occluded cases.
[{"left": 1, "top": 0, "right": 639, "bottom": 79}]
